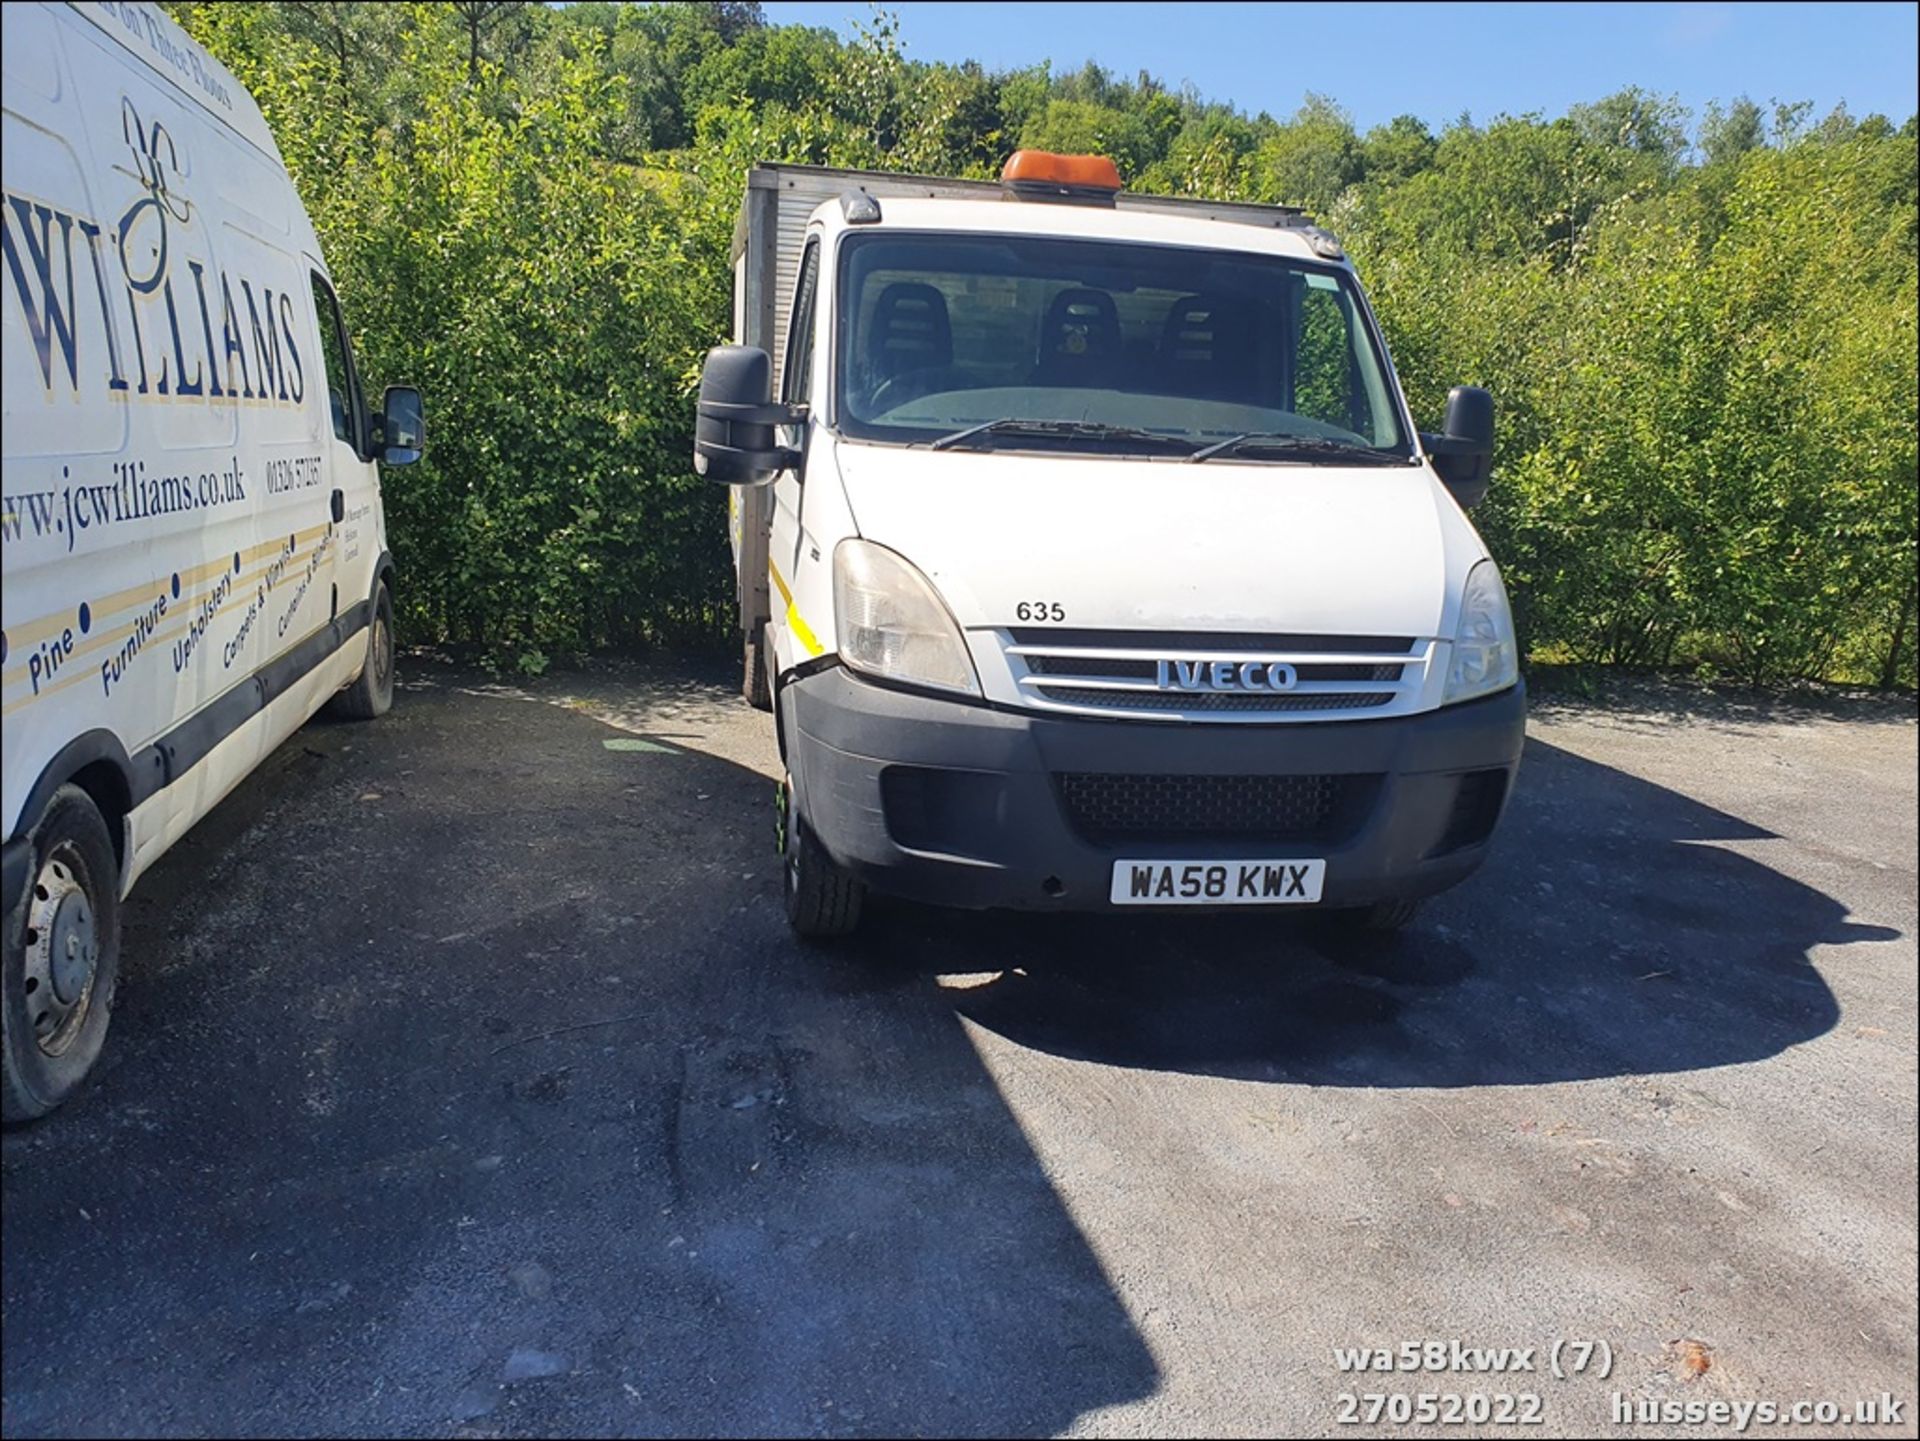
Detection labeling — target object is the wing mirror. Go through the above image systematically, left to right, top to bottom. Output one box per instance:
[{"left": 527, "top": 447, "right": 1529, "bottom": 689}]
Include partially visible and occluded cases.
[
  {"left": 694, "top": 346, "right": 803, "bottom": 487},
  {"left": 376, "top": 385, "right": 424, "bottom": 467},
  {"left": 1422, "top": 385, "right": 1494, "bottom": 509}
]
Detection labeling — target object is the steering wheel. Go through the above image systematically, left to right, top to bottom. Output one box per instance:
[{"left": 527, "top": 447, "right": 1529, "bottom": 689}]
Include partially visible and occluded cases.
[{"left": 866, "top": 367, "right": 948, "bottom": 414}]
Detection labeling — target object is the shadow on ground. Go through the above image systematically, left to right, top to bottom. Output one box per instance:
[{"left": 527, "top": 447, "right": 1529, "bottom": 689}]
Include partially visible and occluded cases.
[{"left": 849, "top": 737, "right": 1887, "bottom": 1088}]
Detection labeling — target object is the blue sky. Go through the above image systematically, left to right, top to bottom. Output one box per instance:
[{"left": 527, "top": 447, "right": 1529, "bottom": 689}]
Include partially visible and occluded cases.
[{"left": 760, "top": 2, "right": 1920, "bottom": 135}]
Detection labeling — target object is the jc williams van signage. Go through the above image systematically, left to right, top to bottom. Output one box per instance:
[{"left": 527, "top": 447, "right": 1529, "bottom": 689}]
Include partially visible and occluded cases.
[
  {"left": 2, "top": 84, "right": 327, "bottom": 712},
  {"left": 2, "top": 94, "right": 307, "bottom": 411}
]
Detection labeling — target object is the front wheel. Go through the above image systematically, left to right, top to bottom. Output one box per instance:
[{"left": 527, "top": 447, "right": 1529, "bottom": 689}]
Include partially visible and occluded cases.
[
  {"left": 329, "top": 580, "right": 395, "bottom": 720},
  {"left": 777, "top": 775, "right": 863, "bottom": 940},
  {"left": 3, "top": 786, "right": 122, "bottom": 1123}
]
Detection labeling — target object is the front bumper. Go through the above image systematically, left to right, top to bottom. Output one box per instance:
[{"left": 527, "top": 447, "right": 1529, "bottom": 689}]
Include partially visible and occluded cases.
[{"left": 785, "top": 667, "right": 1526, "bottom": 912}]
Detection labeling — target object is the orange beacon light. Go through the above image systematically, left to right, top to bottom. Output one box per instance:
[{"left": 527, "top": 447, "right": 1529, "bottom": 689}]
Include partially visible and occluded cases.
[{"left": 1000, "top": 150, "right": 1123, "bottom": 202}]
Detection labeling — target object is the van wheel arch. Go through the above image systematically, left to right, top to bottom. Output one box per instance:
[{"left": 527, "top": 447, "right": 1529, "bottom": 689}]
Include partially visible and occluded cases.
[
  {"left": 369, "top": 551, "right": 397, "bottom": 623},
  {"left": 330, "top": 577, "right": 396, "bottom": 721},
  {"left": 773, "top": 666, "right": 791, "bottom": 764},
  {"left": 13, "top": 732, "right": 139, "bottom": 879},
  {"left": 68, "top": 760, "right": 131, "bottom": 874}
]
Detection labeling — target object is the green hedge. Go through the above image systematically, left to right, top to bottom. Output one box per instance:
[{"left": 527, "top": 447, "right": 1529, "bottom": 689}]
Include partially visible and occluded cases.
[{"left": 169, "top": 3, "right": 1917, "bottom": 686}]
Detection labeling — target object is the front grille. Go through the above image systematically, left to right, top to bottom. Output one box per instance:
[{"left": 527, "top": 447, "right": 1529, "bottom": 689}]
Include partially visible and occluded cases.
[
  {"left": 1005, "top": 629, "right": 1423, "bottom": 722},
  {"left": 1009, "top": 629, "right": 1418, "bottom": 653},
  {"left": 1025, "top": 654, "right": 1405, "bottom": 683},
  {"left": 1034, "top": 686, "right": 1393, "bottom": 713},
  {"left": 1056, "top": 771, "right": 1380, "bottom": 845}
]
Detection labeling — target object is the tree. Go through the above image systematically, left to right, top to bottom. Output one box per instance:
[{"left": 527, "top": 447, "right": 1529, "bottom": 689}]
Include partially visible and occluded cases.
[
  {"left": 449, "top": 1, "right": 530, "bottom": 80},
  {"left": 1569, "top": 87, "right": 1690, "bottom": 172},
  {"left": 1246, "top": 94, "right": 1360, "bottom": 213},
  {"left": 1700, "top": 96, "right": 1765, "bottom": 166},
  {"left": 1361, "top": 115, "right": 1437, "bottom": 184}
]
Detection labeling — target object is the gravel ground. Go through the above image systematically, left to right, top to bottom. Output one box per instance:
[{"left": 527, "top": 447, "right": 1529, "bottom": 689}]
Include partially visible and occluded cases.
[{"left": 3, "top": 657, "right": 1913, "bottom": 1439}]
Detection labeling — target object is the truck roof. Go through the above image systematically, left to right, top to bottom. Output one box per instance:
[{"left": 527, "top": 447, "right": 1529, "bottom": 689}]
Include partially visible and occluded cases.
[
  {"left": 736, "top": 163, "right": 1334, "bottom": 259},
  {"left": 820, "top": 194, "right": 1341, "bottom": 265}
]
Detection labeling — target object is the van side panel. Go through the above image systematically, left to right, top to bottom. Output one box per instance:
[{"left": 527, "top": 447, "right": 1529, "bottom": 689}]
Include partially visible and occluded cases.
[
  {"left": 2, "top": 2, "right": 376, "bottom": 861},
  {"left": 124, "top": 623, "right": 363, "bottom": 891}
]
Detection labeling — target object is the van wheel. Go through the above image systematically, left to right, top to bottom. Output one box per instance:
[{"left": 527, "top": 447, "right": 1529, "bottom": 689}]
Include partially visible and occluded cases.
[
  {"left": 330, "top": 581, "right": 395, "bottom": 720},
  {"left": 744, "top": 623, "right": 773, "bottom": 712},
  {"left": 777, "top": 775, "right": 863, "bottom": 940},
  {"left": 3, "top": 786, "right": 122, "bottom": 1123}
]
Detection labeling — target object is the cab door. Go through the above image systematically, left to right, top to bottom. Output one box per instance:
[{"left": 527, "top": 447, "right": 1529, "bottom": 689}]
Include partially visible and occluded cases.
[
  {"left": 767, "top": 234, "right": 821, "bottom": 676},
  {"left": 303, "top": 266, "right": 365, "bottom": 621}
]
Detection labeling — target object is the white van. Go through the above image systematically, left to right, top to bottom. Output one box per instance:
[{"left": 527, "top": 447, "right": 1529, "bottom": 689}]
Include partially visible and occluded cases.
[
  {"left": 2, "top": 1, "right": 422, "bottom": 1118},
  {"left": 700, "top": 154, "right": 1524, "bottom": 938}
]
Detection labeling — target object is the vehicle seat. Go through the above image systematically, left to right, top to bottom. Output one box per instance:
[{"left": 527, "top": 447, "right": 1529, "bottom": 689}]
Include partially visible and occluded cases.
[
  {"left": 867, "top": 282, "right": 953, "bottom": 382},
  {"left": 1036, "top": 287, "right": 1123, "bottom": 386},
  {"left": 1158, "top": 294, "right": 1257, "bottom": 401}
]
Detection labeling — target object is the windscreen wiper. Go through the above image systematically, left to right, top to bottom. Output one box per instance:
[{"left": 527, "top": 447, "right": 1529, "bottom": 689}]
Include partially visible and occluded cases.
[
  {"left": 927, "top": 418, "right": 1194, "bottom": 453},
  {"left": 1187, "top": 432, "right": 1410, "bottom": 464}
]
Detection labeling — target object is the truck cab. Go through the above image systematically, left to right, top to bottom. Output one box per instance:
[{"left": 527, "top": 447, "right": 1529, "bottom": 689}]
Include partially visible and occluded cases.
[{"left": 699, "top": 153, "right": 1524, "bottom": 938}]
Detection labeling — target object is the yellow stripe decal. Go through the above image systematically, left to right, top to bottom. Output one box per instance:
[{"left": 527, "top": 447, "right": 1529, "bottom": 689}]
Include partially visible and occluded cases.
[
  {"left": 3, "top": 525, "right": 331, "bottom": 651},
  {"left": 3, "top": 529, "right": 336, "bottom": 713},
  {"left": 2, "top": 553, "right": 285, "bottom": 690},
  {"left": 767, "top": 562, "right": 825, "bottom": 658},
  {"left": 2, "top": 569, "right": 288, "bottom": 715}
]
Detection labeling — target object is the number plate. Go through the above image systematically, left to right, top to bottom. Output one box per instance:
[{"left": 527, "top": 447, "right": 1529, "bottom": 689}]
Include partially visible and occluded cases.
[{"left": 1110, "top": 858, "right": 1326, "bottom": 905}]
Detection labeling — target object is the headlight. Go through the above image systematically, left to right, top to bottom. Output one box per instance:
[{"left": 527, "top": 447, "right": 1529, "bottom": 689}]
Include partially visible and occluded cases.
[
  {"left": 833, "top": 540, "right": 981, "bottom": 696},
  {"left": 1443, "top": 559, "right": 1518, "bottom": 705}
]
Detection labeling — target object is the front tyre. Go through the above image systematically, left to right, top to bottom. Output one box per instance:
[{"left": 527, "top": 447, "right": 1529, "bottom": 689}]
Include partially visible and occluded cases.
[
  {"left": 329, "top": 580, "right": 396, "bottom": 721},
  {"left": 744, "top": 622, "right": 773, "bottom": 712},
  {"left": 778, "top": 775, "right": 863, "bottom": 940},
  {"left": 2, "top": 786, "right": 122, "bottom": 1123}
]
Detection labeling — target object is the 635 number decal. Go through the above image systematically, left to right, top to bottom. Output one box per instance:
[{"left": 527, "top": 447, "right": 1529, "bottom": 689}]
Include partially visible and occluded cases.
[{"left": 1016, "top": 601, "right": 1066, "bottom": 622}]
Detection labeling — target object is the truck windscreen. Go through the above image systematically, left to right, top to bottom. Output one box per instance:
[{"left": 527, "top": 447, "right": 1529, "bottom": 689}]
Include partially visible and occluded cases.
[{"left": 833, "top": 232, "right": 1410, "bottom": 457}]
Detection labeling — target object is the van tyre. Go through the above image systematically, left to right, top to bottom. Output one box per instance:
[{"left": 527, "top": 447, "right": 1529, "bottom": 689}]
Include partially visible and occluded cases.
[
  {"left": 330, "top": 580, "right": 395, "bottom": 720},
  {"left": 744, "top": 623, "right": 773, "bottom": 712},
  {"left": 778, "top": 776, "right": 863, "bottom": 939},
  {"left": 3, "top": 786, "right": 122, "bottom": 1123}
]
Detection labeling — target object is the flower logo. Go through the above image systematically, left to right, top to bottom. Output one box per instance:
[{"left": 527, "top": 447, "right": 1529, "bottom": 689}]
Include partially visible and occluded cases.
[{"left": 115, "top": 97, "right": 191, "bottom": 295}]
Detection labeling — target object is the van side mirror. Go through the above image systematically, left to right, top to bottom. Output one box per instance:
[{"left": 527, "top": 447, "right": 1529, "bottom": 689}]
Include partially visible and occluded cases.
[
  {"left": 695, "top": 346, "right": 802, "bottom": 487},
  {"left": 377, "top": 385, "right": 424, "bottom": 467},
  {"left": 1421, "top": 385, "right": 1494, "bottom": 509}
]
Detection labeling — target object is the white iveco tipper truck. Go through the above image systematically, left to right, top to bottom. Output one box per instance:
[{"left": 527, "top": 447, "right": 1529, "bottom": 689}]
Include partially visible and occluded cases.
[{"left": 696, "top": 151, "right": 1524, "bottom": 939}]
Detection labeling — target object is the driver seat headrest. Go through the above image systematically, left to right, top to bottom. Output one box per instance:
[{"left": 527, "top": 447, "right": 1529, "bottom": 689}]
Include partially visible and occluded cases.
[{"left": 868, "top": 282, "right": 953, "bottom": 379}]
